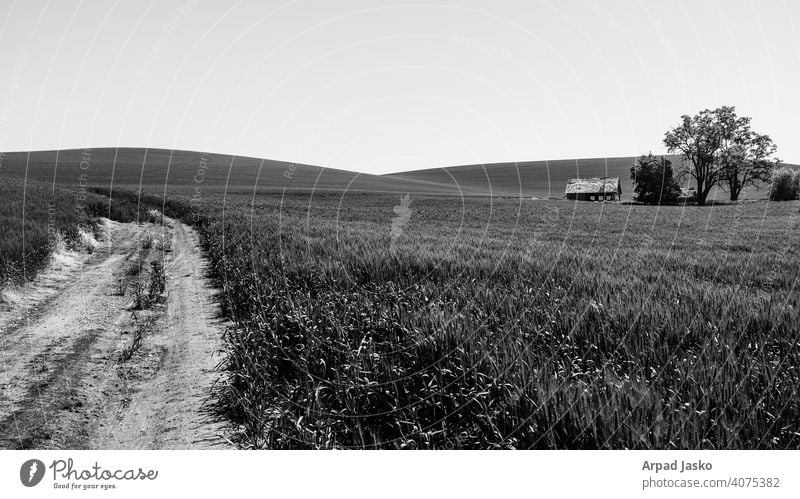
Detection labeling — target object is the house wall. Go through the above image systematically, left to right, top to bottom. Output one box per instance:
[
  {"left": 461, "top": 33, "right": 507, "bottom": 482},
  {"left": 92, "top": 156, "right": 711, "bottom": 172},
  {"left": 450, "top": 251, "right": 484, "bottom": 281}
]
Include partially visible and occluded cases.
[{"left": 566, "top": 192, "right": 618, "bottom": 201}]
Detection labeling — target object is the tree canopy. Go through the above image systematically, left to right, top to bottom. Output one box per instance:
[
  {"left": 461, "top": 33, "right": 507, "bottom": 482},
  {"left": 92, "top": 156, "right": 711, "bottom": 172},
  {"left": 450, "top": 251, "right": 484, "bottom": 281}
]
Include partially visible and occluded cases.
[
  {"left": 664, "top": 106, "right": 777, "bottom": 204},
  {"left": 719, "top": 130, "right": 778, "bottom": 201},
  {"left": 630, "top": 153, "right": 681, "bottom": 205},
  {"left": 769, "top": 167, "right": 800, "bottom": 201}
]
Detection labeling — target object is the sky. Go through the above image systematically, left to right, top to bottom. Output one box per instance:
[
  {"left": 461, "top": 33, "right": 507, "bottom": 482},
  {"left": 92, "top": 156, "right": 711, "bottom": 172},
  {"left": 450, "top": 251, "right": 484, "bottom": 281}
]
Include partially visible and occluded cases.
[{"left": 0, "top": 0, "right": 797, "bottom": 174}]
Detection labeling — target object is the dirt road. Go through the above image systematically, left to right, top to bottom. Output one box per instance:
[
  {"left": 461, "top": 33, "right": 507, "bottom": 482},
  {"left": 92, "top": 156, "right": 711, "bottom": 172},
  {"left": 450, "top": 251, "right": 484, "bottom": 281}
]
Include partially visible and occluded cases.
[{"left": 0, "top": 217, "right": 231, "bottom": 449}]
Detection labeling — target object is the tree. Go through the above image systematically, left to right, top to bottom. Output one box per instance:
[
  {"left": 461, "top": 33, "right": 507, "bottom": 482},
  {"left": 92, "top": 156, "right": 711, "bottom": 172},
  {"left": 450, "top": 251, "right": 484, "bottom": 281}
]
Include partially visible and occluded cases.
[
  {"left": 664, "top": 106, "right": 749, "bottom": 205},
  {"left": 719, "top": 130, "right": 779, "bottom": 201},
  {"left": 630, "top": 153, "right": 681, "bottom": 205},
  {"left": 769, "top": 167, "right": 799, "bottom": 201}
]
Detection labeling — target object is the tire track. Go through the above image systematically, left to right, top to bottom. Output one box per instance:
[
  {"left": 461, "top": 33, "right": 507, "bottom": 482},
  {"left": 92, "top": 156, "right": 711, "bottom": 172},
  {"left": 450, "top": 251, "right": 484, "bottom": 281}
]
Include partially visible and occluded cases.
[{"left": 0, "top": 217, "right": 231, "bottom": 449}]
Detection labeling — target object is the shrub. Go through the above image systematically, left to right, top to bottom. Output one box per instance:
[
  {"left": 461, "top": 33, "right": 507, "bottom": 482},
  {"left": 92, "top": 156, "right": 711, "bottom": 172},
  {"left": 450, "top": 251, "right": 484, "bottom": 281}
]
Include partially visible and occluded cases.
[
  {"left": 631, "top": 153, "right": 681, "bottom": 205},
  {"left": 769, "top": 167, "right": 800, "bottom": 201},
  {"left": 795, "top": 170, "right": 800, "bottom": 197}
]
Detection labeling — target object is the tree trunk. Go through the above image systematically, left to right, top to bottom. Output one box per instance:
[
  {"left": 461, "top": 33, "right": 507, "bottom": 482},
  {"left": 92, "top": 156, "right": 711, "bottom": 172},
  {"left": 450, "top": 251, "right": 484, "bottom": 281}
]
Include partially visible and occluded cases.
[
  {"left": 729, "top": 177, "right": 741, "bottom": 201},
  {"left": 696, "top": 179, "right": 706, "bottom": 206},
  {"left": 695, "top": 180, "right": 716, "bottom": 206},
  {"left": 700, "top": 184, "right": 715, "bottom": 206}
]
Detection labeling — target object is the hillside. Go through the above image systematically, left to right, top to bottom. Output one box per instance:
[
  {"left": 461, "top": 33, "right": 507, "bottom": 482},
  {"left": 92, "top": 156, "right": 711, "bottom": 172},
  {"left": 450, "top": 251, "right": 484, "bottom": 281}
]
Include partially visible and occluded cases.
[
  {"left": 0, "top": 148, "right": 482, "bottom": 197},
  {"left": 2, "top": 148, "right": 789, "bottom": 200},
  {"left": 387, "top": 156, "right": 684, "bottom": 200},
  {"left": 387, "top": 156, "right": 790, "bottom": 201}
]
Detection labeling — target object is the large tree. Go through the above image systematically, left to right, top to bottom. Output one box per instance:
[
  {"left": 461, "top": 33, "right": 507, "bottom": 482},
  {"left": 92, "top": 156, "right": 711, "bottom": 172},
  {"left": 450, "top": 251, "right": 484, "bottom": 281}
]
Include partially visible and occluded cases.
[
  {"left": 663, "top": 106, "right": 749, "bottom": 205},
  {"left": 718, "top": 130, "right": 778, "bottom": 201},
  {"left": 630, "top": 153, "right": 681, "bottom": 205}
]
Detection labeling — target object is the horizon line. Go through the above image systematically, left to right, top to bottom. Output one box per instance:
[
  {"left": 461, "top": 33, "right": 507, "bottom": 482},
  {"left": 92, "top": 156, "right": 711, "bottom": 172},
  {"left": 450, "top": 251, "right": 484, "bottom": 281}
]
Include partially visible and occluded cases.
[{"left": 0, "top": 145, "right": 795, "bottom": 176}]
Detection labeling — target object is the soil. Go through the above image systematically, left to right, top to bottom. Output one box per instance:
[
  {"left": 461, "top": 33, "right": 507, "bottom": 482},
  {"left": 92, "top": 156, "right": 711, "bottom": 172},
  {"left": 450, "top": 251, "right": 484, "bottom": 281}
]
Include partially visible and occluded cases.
[{"left": 0, "top": 217, "right": 232, "bottom": 449}]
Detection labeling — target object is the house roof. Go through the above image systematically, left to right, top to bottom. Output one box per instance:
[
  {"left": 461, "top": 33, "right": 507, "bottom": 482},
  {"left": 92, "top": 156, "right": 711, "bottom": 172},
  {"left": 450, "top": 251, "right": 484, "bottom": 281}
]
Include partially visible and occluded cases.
[{"left": 564, "top": 177, "right": 621, "bottom": 195}]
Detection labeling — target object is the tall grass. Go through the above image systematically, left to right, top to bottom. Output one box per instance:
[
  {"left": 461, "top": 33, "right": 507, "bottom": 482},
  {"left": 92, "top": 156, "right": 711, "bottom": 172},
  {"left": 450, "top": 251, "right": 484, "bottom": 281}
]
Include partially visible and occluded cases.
[
  {"left": 0, "top": 179, "right": 90, "bottom": 287},
  {"left": 0, "top": 180, "right": 157, "bottom": 288},
  {"left": 64, "top": 187, "right": 800, "bottom": 448},
  {"left": 163, "top": 192, "right": 800, "bottom": 449}
]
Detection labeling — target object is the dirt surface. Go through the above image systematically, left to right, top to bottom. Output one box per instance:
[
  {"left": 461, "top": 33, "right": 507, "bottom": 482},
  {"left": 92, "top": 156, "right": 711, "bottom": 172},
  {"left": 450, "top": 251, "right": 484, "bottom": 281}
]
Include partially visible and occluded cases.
[{"left": 0, "top": 217, "right": 232, "bottom": 449}]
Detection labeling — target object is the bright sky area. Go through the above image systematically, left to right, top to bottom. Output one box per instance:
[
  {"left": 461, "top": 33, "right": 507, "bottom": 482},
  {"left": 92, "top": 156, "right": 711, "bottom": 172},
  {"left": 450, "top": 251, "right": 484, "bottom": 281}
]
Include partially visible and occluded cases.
[{"left": 0, "top": 0, "right": 797, "bottom": 173}]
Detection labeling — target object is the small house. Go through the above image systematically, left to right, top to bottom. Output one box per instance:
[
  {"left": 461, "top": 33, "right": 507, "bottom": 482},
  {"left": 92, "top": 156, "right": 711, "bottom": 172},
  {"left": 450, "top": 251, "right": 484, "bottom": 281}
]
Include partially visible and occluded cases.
[{"left": 564, "top": 177, "right": 621, "bottom": 201}]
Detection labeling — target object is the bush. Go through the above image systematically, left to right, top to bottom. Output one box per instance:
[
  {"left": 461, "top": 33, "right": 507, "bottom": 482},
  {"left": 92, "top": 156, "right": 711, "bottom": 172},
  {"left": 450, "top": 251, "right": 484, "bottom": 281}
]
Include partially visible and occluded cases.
[
  {"left": 631, "top": 153, "right": 681, "bottom": 205},
  {"left": 769, "top": 167, "right": 800, "bottom": 201},
  {"left": 796, "top": 170, "right": 800, "bottom": 197}
]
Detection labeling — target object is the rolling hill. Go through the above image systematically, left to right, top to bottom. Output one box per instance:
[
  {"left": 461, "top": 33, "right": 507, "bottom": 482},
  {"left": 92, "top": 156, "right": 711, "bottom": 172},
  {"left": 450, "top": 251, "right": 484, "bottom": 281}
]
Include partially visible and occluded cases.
[
  {"left": 0, "top": 148, "right": 482, "bottom": 197},
  {"left": 1, "top": 148, "right": 790, "bottom": 201},
  {"left": 387, "top": 156, "right": 682, "bottom": 200},
  {"left": 388, "top": 156, "right": 796, "bottom": 201}
]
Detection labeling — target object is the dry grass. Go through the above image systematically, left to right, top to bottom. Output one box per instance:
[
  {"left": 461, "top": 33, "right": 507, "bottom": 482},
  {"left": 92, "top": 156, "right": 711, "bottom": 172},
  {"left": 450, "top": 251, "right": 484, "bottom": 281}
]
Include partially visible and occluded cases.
[
  {"left": 140, "top": 232, "right": 156, "bottom": 249},
  {"left": 125, "top": 261, "right": 142, "bottom": 276}
]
